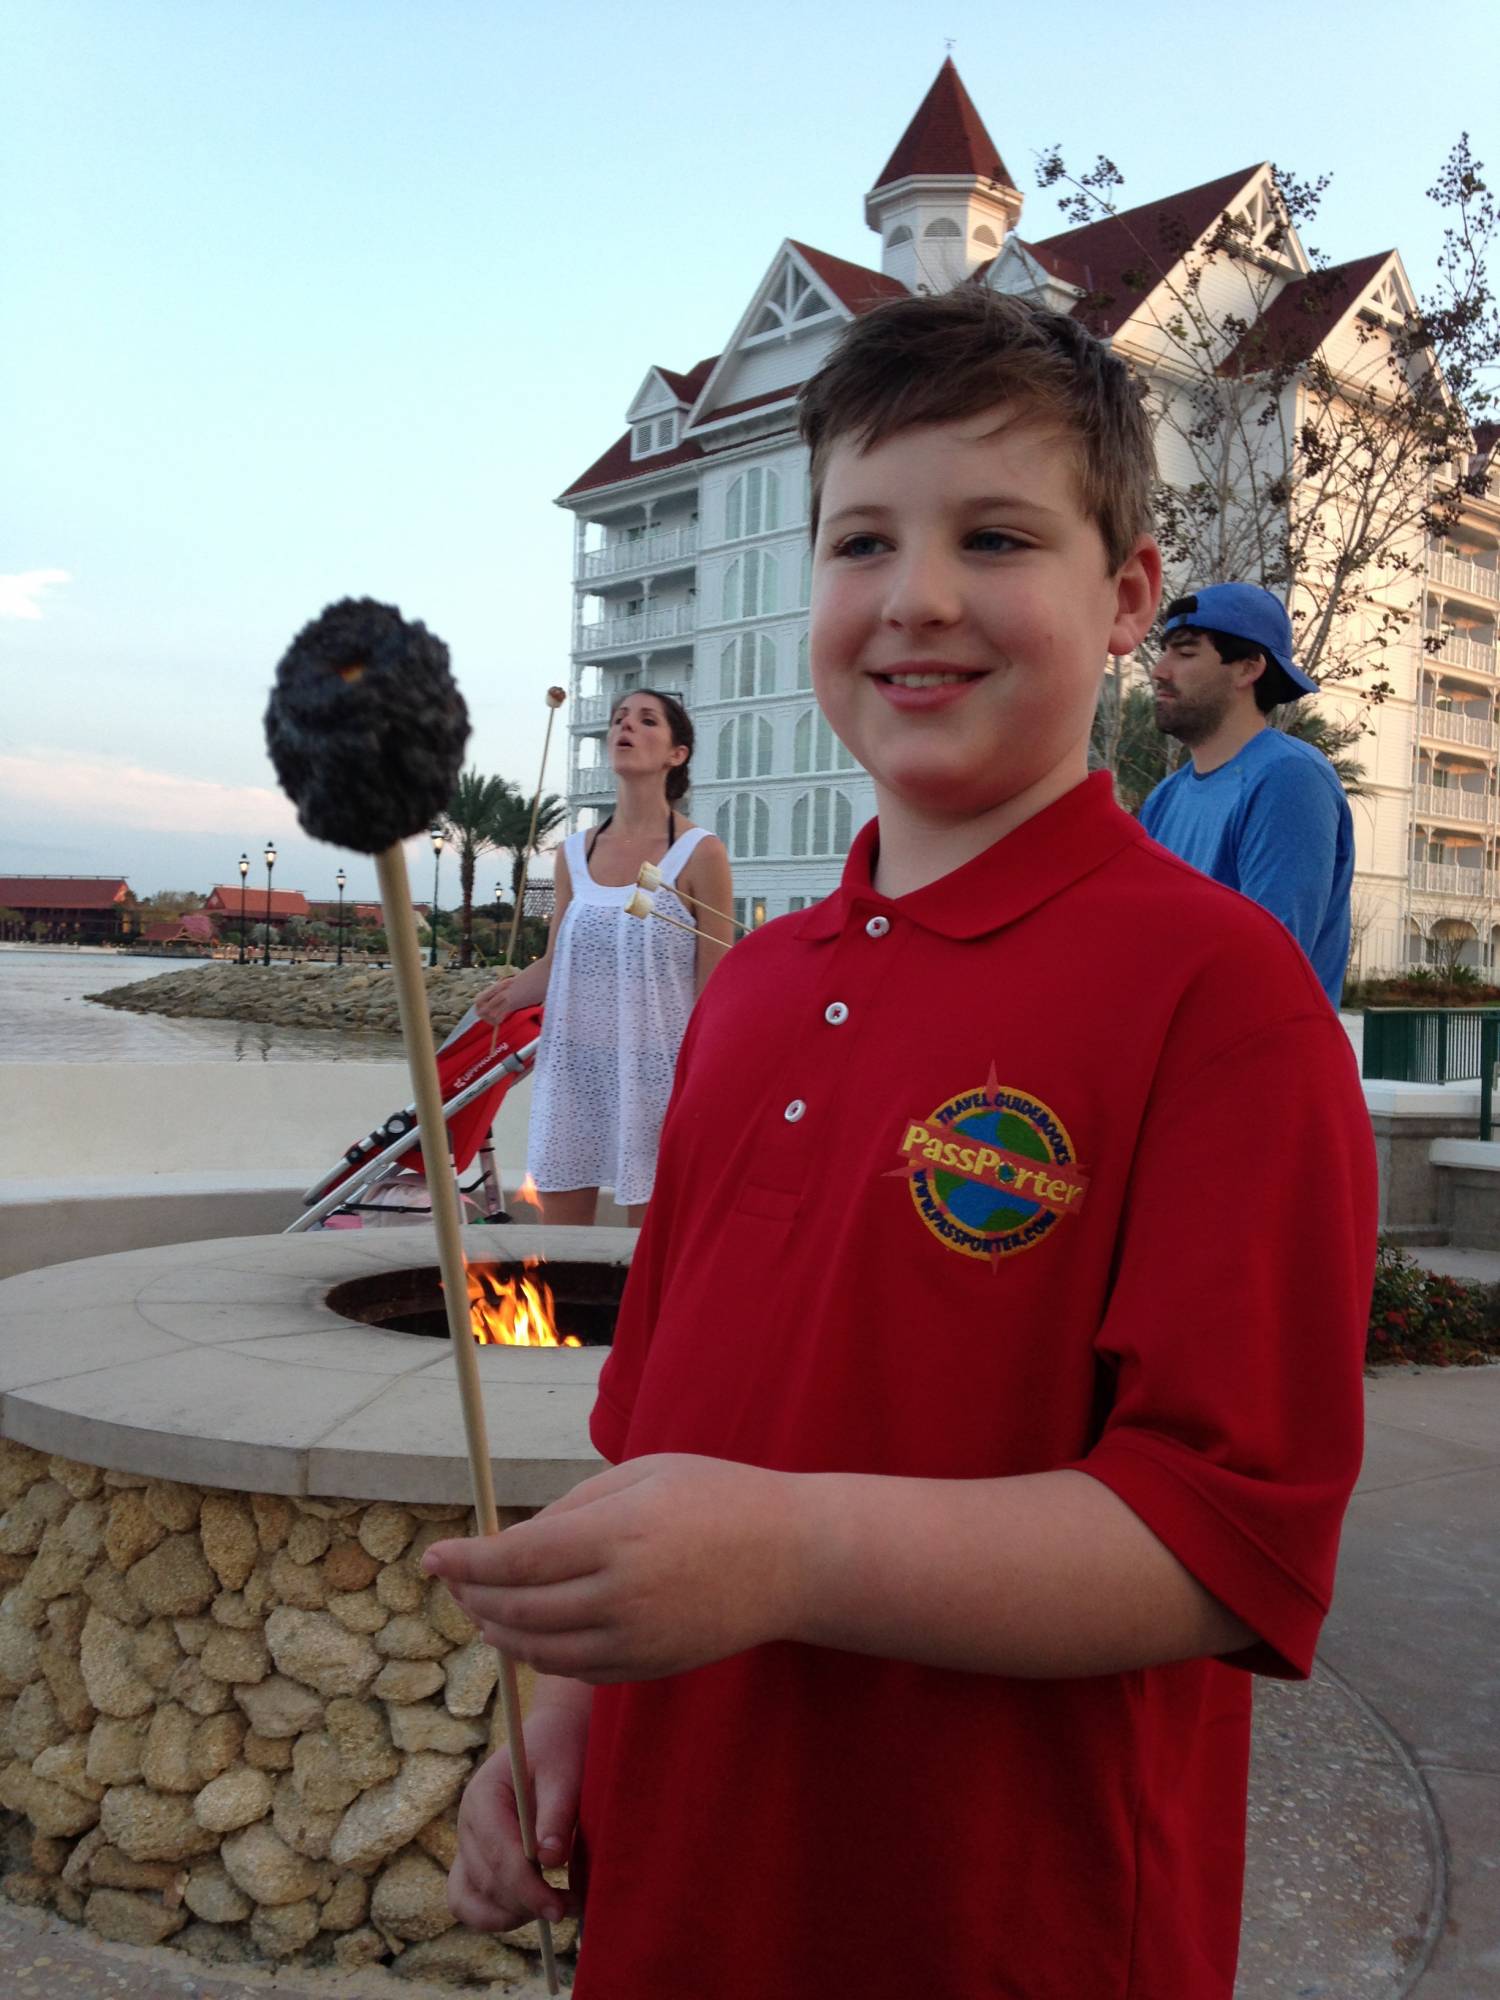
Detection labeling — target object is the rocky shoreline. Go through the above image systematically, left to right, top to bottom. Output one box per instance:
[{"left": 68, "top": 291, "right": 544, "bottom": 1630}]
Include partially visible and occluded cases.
[{"left": 84, "top": 966, "right": 500, "bottom": 1041}]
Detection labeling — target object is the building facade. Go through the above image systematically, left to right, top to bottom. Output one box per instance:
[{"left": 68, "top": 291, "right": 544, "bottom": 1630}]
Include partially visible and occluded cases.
[{"left": 556, "top": 63, "right": 1499, "bottom": 967}]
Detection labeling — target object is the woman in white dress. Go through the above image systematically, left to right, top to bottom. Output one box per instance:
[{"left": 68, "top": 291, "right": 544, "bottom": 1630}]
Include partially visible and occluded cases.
[{"left": 474, "top": 690, "right": 734, "bottom": 1226}]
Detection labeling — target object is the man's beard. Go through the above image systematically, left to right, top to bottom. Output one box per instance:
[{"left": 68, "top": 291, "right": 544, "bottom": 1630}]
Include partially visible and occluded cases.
[{"left": 1153, "top": 682, "right": 1233, "bottom": 747}]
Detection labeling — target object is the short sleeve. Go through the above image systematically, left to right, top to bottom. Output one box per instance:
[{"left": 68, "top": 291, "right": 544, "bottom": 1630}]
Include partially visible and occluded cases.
[{"left": 1074, "top": 1009, "right": 1376, "bottom": 1678}]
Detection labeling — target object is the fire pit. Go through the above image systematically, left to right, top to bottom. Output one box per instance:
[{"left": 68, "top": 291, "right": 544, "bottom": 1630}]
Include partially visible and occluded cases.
[
  {"left": 0, "top": 1224, "right": 628, "bottom": 1985},
  {"left": 329, "top": 1260, "right": 624, "bottom": 1348}
]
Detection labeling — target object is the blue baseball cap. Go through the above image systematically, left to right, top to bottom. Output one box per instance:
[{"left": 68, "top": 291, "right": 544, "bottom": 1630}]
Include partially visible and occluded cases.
[{"left": 1161, "top": 583, "right": 1318, "bottom": 703}]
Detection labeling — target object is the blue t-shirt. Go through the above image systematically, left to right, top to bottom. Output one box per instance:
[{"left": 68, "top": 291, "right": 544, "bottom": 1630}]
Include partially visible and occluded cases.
[{"left": 1139, "top": 728, "right": 1354, "bottom": 1009}]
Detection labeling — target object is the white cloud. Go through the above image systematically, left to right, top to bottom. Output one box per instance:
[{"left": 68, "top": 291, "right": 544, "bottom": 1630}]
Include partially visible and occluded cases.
[
  {"left": 0, "top": 569, "right": 73, "bottom": 620},
  {"left": 0, "top": 749, "right": 298, "bottom": 838}
]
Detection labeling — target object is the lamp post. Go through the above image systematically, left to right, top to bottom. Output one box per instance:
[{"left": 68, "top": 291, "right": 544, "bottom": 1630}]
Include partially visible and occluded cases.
[
  {"left": 429, "top": 824, "right": 444, "bottom": 968},
  {"left": 262, "top": 842, "right": 277, "bottom": 967},
  {"left": 237, "top": 854, "right": 249, "bottom": 965},
  {"left": 335, "top": 868, "right": 346, "bottom": 968}
]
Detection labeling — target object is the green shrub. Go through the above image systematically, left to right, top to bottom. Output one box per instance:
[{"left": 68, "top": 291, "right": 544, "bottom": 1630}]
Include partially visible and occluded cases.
[
  {"left": 1344, "top": 967, "right": 1500, "bottom": 1009},
  {"left": 1368, "top": 1237, "right": 1500, "bottom": 1368}
]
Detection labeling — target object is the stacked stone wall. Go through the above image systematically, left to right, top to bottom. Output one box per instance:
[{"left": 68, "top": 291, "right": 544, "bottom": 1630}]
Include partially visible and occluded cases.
[{"left": 0, "top": 1440, "right": 571, "bottom": 1985}]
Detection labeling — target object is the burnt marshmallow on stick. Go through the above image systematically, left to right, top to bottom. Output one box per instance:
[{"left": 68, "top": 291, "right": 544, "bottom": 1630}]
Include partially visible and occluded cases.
[
  {"left": 265, "top": 597, "right": 469, "bottom": 851},
  {"left": 264, "top": 599, "right": 559, "bottom": 1995}
]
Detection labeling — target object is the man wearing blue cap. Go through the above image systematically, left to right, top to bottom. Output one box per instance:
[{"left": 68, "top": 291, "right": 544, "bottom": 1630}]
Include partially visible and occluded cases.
[{"left": 1140, "top": 584, "right": 1355, "bottom": 1009}]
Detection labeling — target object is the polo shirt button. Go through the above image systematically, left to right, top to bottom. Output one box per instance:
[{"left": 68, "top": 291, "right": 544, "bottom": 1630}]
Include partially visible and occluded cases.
[
  {"left": 865, "top": 916, "right": 890, "bottom": 938},
  {"left": 824, "top": 1002, "right": 849, "bottom": 1026},
  {"left": 784, "top": 1099, "right": 807, "bottom": 1122}
]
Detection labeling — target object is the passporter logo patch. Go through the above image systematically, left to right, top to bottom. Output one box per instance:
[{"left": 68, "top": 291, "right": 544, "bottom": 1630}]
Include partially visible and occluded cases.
[{"left": 894, "top": 1068, "right": 1089, "bottom": 1264}]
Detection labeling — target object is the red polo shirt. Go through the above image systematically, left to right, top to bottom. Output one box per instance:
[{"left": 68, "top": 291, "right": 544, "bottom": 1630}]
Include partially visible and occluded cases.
[{"left": 576, "top": 773, "right": 1375, "bottom": 2000}]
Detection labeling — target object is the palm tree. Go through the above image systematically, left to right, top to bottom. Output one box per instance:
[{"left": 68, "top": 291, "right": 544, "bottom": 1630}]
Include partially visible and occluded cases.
[
  {"left": 441, "top": 770, "right": 519, "bottom": 968},
  {"left": 493, "top": 790, "right": 569, "bottom": 941}
]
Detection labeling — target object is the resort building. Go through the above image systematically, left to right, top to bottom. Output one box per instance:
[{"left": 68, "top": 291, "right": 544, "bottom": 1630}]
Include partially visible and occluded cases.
[
  {"left": 556, "top": 62, "right": 1499, "bottom": 968},
  {"left": 0, "top": 876, "right": 137, "bottom": 944}
]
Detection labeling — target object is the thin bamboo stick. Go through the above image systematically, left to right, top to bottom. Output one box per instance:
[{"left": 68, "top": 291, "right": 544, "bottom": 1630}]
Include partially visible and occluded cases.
[
  {"left": 504, "top": 687, "right": 567, "bottom": 971},
  {"left": 375, "top": 844, "right": 559, "bottom": 1995},
  {"left": 636, "top": 862, "right": 751, "bottom": 932},
  {"left": 623, "top": 888, "right": 726, "bottom": 946}
]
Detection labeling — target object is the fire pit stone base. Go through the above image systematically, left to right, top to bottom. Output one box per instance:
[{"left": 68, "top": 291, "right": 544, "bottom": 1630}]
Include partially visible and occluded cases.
[
  {"left": 0, "top": 1226, "right": 632, "bottom": 1985},
  {"left": 0, "top": 1438, "right": 571, "bottom": 1982}
]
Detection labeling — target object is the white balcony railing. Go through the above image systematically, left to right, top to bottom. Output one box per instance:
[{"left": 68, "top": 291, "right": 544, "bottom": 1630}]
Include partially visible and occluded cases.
[
  {"left": 579, "top": 525, "right": 698, "bottom": 582},
  {"left": 1432, "top": 551, "right": 1500, "bottom": 603},
  {"left": 576, "top": 603, "right": 696, "bottom": 654},
  {"left": 1431, "top": 632, "right": 1498, "bottom": 677},
  {"left": 573, "top": 695, "right": 609, "bottom": 729},
  {"left": 1418, "top": 705, "right": 1497, "bottom": 749},
  {"left": 571, "top": 766, "right": 613, "bottom": 797},
  {"left": 1415, "top": 784, "right": 1495, "bottom": 826},
  {"left": 1410, "top": 861, "right": 1497, "bottom": 898}
]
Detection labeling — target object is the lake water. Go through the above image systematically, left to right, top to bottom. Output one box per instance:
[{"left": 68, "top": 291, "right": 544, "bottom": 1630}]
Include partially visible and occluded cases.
[{"left": 0, "top": 949, "right": 404, "bottom": 1063}]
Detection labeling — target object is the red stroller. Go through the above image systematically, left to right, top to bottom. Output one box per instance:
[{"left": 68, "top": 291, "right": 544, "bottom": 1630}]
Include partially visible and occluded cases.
[{"left": 286, "top": 1005, "right": 543, "bottom": 1234}]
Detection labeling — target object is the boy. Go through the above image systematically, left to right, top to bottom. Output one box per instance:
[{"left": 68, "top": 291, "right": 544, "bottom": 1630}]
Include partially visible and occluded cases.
[
  {"left": 424, "top": 289, "right": 1376, "bottom": 1999},
  {"left": 1142, "top": 582, "right": 1355, "bottom": 1009}
]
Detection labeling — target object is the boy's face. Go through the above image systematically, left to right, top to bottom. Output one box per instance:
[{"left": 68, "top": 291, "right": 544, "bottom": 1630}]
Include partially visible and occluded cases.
[{"left": 810, "top": 411, "right": 1159, "bottom": 826}]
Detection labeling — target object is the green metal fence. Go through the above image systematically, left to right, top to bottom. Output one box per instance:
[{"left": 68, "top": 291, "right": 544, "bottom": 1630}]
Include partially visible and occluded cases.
[{"left": 1362, "top": 1009, "right": 1500, "bottom": 1140}]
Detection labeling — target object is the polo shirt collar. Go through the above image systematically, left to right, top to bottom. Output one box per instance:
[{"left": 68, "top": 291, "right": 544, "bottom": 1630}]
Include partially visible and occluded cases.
[{"left": 796, "top": 772, "right": 1143, "bottom": 941}]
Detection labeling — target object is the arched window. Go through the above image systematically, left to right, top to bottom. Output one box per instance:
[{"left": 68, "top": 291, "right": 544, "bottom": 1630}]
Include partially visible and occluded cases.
[
  {"left": 923, "top": 217, "right": 961, "bottom": 239},
  {"left": 973, "top": 224, "right": 999, "bottom": 248},
  {"left": 886, "top": 226, "right": 913, "bottom": 247},
  {"left": 746, "top": 263, "right": 835, "bottom": 341},
  {"left": 725, "top": 467, "right": 782, "bottom": 542},
  {"left": 800, "top": 547, "right": 812, "bottom": 608},
  {"left": 724, "top": 548, "right": 776, "bottom": 618},
  {"left": 797, "top": 631, "right": 811, "bottom": 691},
  {"left": 719, "top": 633, "right": 776, "bottom": 700},
  {"left": 794, "top": 708, "right": 855, "bottom": 774},
  {"left": 717, "top": 714, "right": 773, "bottom": 779},
  {"left": 791, "top": 786, "right": 853, "bottom": 857},
  {"left": 715, "top": 793, "right": 771, "bottom": 860}
]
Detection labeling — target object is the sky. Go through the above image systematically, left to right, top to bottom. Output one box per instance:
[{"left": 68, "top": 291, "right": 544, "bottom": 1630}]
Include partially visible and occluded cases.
[{"left": 5, "top": 0, "right": 1498, "bottom": 904}]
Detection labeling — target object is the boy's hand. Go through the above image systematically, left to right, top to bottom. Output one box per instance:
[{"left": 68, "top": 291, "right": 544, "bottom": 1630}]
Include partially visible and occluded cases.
[
  {"left": 422, "top": 1456, "right": 799, "bottom": 1683},
  {"left": 447, "top": 1700, "right": 587, "bottom": 1933}
]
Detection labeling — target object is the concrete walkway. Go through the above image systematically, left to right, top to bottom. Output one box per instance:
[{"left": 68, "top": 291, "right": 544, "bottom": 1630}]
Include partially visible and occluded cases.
[{"left": 3, "top": 1362, "right": 1499, "bottom": 1997}]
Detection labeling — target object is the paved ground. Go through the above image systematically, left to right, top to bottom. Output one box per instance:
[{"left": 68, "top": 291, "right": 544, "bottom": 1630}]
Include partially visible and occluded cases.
[{"left": 3, "top": 1339, "right": 1498, "bottom": 1995}]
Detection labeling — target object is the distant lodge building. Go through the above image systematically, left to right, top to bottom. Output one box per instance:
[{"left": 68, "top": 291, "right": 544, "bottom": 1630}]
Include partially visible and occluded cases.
[
  {"left": 557, "top": 59, "right": 1500, "bottom": 970},
  {"left": 0, "top": 877, "right": 137, "bottom": 944},
  {"left": 200, "top": 886, "right": 312, "bottom": 933}
]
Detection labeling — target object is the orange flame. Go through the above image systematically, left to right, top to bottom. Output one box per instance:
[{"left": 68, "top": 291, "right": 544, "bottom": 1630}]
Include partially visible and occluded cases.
[
  {"left": 514, "top": 1174, "right": 544, "bottom": 1216},
  {"left": 467, "top": 1260, "right": 581, "bottom": 1348}
]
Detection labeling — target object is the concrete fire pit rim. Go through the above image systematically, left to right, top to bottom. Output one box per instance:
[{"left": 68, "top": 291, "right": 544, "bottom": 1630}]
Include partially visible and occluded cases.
[{"left": 0, "top": 1224, "right": 630, "bottom": 1505}]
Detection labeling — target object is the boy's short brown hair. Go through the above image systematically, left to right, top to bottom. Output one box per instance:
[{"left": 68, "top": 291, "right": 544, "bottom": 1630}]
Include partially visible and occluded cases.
[{"left": 798, "top": 285, "right": 1156, "bottom": 574}]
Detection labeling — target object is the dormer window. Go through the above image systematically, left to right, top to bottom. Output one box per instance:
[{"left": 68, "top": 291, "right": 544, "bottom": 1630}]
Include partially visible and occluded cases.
[
  {"left": 923, "top": 218, "right": 961, "bottom": 239},
  {"left": 746, "top": 264, "right": 836, "bottom": 344},
  {"left": 631, "top": 414, "right": 679, "bottom": 460}
]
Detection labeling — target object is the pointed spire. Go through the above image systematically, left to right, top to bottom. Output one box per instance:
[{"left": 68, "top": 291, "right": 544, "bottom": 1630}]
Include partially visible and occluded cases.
[{"left": 872, "top": 58, "right": 1015, "bottom": 193}]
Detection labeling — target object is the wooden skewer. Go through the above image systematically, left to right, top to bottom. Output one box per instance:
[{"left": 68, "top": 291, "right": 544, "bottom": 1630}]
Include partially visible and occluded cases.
[
  {"left": 504, "top": 686, "right": 567, "bottom": 972},
  {"left": 375, "top": 844, "right": 560, "bottom": 1995},
  {"left": 635, "top": 862, "right": 751, "bottom": 932},
  {"left": 623, "top": 887, "right": 726, "bottom": 945}
]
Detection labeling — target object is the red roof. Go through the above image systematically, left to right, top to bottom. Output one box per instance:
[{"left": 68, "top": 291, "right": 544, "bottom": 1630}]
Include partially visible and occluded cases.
[
  {"left": 873, "top": 59, "right": 1016, "bottom": 193},
  {"left": 1030, "top": 165, "right": 1263, "bottom": 336},
  {"left": 790, "top": 241, "right": 909, "bottom": 317},
  {"left": 1218, "top": 252, "right": 1392, "bottom": 376},
  {"left": 656, "top": 358, "right": 716, "bottom": 406},
  {"left": 691, "top": 385, "right": 802, "bottom": 429},
  {"left": 0, "top": 876, "right": 131, "bottom": 911},
  {"left": 202, "top": 885, "right": 310, "bottom": 918},
  {"left": 142, "top": 912, "right": 217, "bottom": 944}
]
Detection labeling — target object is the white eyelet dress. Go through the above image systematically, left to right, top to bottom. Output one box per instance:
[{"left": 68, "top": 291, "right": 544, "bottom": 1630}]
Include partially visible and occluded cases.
[{"left": 526, "top": 825, "right": 710, "bottom": 1209}]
